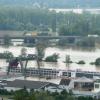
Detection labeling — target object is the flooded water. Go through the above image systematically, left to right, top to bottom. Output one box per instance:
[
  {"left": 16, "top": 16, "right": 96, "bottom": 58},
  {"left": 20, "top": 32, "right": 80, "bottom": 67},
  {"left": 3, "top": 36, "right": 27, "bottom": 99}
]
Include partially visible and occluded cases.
[{"left": 0, "top": 46, "right": 100, "bottom": 72}]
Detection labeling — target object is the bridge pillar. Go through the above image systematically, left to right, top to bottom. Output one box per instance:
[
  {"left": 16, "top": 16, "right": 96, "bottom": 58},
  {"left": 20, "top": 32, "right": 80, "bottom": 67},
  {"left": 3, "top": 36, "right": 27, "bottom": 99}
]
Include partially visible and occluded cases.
[
  {"left": 24, "top": 36, "right": 36, "bottom": 46},
  {"left": 59, "top": 37, "right": 76, "bottom": 45}
]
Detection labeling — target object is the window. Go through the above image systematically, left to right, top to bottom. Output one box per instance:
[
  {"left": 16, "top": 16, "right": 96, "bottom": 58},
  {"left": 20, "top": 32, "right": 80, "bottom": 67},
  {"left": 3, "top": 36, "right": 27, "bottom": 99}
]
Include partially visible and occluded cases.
[{"left": 95, "top": 84, "right": 99, "bottom": 89}]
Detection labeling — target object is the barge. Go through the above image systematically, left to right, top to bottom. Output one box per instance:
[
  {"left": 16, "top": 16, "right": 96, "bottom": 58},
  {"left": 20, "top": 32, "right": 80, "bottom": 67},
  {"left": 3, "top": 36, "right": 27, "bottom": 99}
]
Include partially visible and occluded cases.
[{"left": 9, "top": 68, "right": 100, "bottom": 79}]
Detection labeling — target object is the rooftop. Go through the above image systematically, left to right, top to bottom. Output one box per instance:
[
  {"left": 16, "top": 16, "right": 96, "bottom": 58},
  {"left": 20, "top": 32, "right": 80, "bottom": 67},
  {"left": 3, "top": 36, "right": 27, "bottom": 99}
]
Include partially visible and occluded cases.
[
  {"left": 74, "top": 77, "right": 94, "bottom": 83},
  {"left": 5, "top": 79, "right": 50, "bottom": 89}
]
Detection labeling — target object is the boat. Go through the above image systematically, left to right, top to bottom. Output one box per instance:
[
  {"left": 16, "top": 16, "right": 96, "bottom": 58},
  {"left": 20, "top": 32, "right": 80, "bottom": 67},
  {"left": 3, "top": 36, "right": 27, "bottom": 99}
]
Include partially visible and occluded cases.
[{"left": 9, "top": 68, "right": 100, "bottom": 79}]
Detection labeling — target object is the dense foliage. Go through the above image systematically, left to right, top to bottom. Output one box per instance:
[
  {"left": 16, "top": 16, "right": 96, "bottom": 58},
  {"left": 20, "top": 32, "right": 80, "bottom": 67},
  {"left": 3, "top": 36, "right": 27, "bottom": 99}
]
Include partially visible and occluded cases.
[
  {"left": 0, "top": 7, "right": 100, "bottom": 36},
  {"left": 0, "top": 51, "right": 13, "bottom": 59},
  {"left": 45, "top": 53, "right": 59, "bottom": 62},
  {"left": 94, "top": 58, "right": 100, "bottom": 66},
  {"left": 77, "top": 60, "right": 85, "bottom": 64},
  {"left": 0, "top": 86, "right": 96, "bottom": 100},
  {"left": 13, "top": 89, "right": 95, "bottom": 100}
]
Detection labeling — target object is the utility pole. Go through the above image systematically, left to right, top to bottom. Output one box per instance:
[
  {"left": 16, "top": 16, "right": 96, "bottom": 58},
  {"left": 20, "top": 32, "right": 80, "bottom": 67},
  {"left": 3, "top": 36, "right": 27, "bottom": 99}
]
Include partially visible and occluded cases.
[
  {"left": 36, "top": 55, "right": 41, "bottom": 78},
  {"left": 66, "top": 55, "right": 70, "bottom": 77},
  {"left": 19, "top": 57, "right": 29, "bottom": 79}
]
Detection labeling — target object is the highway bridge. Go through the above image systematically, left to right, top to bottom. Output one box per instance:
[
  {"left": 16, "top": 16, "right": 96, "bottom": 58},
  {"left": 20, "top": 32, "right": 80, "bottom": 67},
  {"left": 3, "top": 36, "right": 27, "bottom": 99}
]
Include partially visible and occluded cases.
[
  {"left": 0, "top": 35, "right": 81, "bottom": 39},
  {"left": 0, "top": 35, "right": 98, "bottom": 45},
  {"left": 0, "top": 35, "right": 81, "bottom": 45}
]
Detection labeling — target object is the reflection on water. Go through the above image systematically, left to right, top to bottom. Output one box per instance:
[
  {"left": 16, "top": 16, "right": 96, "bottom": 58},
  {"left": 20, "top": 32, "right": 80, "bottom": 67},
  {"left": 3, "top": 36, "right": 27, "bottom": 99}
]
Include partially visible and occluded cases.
[
  {"left": 0, "top": 46, "right": 100, "bottom": 72},
  {"left": 57, "top": 46, "right": 96, "bottom": 52}
]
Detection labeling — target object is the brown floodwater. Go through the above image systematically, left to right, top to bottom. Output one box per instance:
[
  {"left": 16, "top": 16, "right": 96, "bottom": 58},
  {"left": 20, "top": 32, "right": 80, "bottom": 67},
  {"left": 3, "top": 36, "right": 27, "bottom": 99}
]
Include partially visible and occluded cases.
[{"left": 0, "top": 46, "right": 100, "bottom": 72}]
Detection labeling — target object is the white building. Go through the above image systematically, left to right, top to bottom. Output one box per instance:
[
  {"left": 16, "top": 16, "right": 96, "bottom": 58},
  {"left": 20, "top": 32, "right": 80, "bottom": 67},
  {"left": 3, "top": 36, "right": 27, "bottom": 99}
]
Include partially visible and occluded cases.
[{"left": 59, "top": 77, "right": 100, "bottom": 98}]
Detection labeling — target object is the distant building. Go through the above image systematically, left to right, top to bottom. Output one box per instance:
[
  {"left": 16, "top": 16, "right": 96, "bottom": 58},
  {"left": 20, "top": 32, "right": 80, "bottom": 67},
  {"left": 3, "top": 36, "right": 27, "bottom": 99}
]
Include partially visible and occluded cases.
[
  {"left": 24, "top": 32, "right": 37, "bottom": 45},
  {"left": 88, "top": 34, "right": 99, "bottom": 38},
  {"left": 59, "top": 77, "right": 100, "bottom": 98},
  {"left": 94, "top": 79, "right": 100, "bottom": 93}
]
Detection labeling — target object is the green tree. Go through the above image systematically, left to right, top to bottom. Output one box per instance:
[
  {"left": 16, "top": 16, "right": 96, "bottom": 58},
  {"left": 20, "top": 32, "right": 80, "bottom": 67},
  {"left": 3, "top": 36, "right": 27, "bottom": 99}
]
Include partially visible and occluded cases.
[
  {"left": 35, "top": 42, "right": 46, "bottom": 77},
  {"left": 45, "top": 53, "right": 59, "bottom": 62},
  {"left": 14, "top": 89, "right": 29, "bottom": 100}
]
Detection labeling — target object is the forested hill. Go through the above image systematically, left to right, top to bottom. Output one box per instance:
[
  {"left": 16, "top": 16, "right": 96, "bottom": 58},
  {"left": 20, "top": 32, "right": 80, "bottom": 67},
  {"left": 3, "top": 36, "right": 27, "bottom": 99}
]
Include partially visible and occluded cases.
[{"left": 0, "top": 0, "right": 100, "bottom": 8}]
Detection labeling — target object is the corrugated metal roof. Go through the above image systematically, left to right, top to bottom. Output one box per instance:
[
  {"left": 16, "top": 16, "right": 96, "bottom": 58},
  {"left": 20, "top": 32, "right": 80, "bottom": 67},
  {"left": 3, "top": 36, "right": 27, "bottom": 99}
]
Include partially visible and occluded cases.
[{"left": 6, "top": 79, "right": 50, "bottom": 89}]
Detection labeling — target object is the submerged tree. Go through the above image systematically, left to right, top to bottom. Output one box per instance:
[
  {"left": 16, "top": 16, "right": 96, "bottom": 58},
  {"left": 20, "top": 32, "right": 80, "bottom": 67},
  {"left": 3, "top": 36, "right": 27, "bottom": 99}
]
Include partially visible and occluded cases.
[
  {"left": 35, "top": 41, "right": 46, "bottom": 77},
  {"left": 36, "top": 43, "right": 46, "bottom": 61},
  {"left": 19, "top": 48, "right": 28, "bottom": 78},
  {"left": 20, "top": 48, "right": 27, "bottom": 58},
  {"left": 45, "top": 53, "right": 59, "bottom": 62}
]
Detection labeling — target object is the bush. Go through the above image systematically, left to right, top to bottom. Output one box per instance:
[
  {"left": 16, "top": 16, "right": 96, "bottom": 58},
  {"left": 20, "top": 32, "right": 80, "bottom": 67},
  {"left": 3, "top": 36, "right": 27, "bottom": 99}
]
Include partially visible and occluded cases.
[
  {"left": 0, "top": 51, "right": 14, "bottom": 59},
  {"left": 45, "top": 53, "right": 59, "bottom": 62},
  {"left": 94, "top": 58, "right": 100, "bottom": 65},
  {"left": 77, "top": 60, "right": 85, "bottom": 64}
]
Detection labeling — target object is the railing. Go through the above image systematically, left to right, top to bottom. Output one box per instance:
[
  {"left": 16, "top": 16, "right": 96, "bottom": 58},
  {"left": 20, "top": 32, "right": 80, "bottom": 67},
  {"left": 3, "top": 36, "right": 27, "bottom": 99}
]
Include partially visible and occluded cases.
[{"left": 9, "top": 68, "right": 100, "bottom": 78}]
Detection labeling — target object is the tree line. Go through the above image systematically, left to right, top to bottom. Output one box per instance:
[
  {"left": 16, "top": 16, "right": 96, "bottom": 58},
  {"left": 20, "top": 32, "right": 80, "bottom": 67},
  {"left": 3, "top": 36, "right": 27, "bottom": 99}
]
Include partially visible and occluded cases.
[
  {"left": 0, "top": 7, "right": 100, "bottom": 36},
  {"left": 0, "top": 88, "right": 96, "bottom": 100}
]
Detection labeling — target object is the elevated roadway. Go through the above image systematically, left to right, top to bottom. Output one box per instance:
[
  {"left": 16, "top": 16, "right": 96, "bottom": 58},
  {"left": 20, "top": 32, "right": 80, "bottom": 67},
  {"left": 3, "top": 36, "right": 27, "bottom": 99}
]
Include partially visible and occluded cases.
[{"left": 0, "top": 35, "right": 81, "bottom": 39}]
